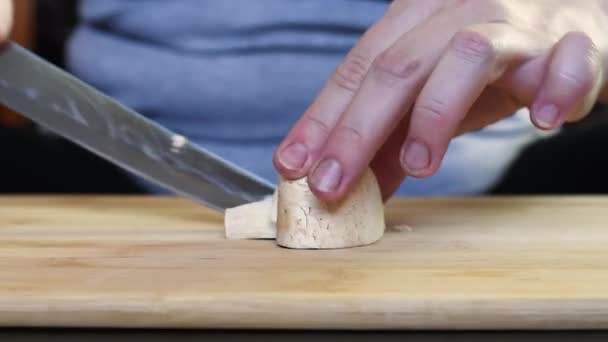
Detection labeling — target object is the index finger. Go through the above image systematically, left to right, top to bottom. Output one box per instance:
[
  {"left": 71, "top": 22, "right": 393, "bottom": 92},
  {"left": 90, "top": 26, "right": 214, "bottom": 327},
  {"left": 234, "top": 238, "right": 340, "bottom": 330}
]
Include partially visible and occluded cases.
[{"left": 272, "top": 1, "right": 443, "bottom": 180}]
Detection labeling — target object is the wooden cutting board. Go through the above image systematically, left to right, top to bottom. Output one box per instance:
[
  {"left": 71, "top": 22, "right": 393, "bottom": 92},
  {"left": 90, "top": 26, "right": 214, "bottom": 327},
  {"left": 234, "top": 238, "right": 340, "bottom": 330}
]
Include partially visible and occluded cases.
[{"left": 1, "top": 195, "right": 608, "bottom": 330}]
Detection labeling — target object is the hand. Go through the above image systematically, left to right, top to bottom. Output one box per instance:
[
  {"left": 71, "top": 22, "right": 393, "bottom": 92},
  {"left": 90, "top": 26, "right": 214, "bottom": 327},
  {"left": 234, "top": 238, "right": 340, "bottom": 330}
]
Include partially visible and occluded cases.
[
  {"left": 0, "top": 0, "right": 11, "bottom": 41},
  {"left": 273, "top": 0, "right": 608, "bottom": 202}
]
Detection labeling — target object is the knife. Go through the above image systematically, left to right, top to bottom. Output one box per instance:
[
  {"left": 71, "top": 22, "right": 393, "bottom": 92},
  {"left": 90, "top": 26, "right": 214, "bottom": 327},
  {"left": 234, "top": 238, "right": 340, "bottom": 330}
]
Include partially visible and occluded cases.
[{"left": 0, "top": 42, "right": 275, "bottom": 211}]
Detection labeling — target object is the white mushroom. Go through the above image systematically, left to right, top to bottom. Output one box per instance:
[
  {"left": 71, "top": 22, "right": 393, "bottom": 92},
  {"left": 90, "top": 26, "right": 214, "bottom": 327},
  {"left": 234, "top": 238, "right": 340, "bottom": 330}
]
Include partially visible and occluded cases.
[
  {"left": 224, "top": 168, "right": 386, "bottom": 249},
  {"left": 276, "top": 168, "right": 385, "bottom": 249},
  {"left": 224, "top": 194, "right": 276, "bottom": 240}
]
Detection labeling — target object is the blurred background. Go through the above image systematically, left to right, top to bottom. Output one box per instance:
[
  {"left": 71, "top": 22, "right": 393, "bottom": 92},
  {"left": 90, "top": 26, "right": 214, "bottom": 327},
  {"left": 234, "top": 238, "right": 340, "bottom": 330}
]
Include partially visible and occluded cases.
[{"left": 2, "top": 0, "right": 608, "bottom": 196}]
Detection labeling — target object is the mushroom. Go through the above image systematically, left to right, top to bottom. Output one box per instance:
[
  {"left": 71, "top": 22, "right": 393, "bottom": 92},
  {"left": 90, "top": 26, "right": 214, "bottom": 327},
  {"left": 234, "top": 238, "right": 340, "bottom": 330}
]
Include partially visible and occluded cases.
[
  {"left": 224, "top": 168, "right": 385, "bottom": 249},
  {"left": 224, "top": 191, "right": 277, "bottom": 240}
]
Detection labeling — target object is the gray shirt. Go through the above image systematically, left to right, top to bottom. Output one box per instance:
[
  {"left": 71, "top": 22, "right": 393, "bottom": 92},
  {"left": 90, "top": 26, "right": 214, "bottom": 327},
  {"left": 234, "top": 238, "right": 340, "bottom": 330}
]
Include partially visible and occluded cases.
[{"left": 67, "top": 0, "right": 542, "bottom": 195}]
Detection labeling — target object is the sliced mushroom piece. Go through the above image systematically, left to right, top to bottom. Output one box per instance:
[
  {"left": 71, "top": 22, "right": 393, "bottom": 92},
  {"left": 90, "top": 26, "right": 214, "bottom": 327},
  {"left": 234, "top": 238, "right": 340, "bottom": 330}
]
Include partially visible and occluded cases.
[
  {"left": 224, "top": 168, "right": 386, "bottom": 249},
  {"left": 276, "top": 168, "right": 385, "bottom": 249},
  {"left": 224, "top": 194, "right": 276, "bottom": 240}
]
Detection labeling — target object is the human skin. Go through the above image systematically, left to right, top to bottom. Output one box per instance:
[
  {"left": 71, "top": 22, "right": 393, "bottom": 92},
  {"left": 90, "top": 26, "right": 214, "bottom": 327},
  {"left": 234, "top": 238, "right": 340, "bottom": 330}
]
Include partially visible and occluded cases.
[
  {"left": 0, "top": 0, "right": 11, "bottom": 42},
  {"left": 274, "top": 0, "right": 608, "bottom": 202}
]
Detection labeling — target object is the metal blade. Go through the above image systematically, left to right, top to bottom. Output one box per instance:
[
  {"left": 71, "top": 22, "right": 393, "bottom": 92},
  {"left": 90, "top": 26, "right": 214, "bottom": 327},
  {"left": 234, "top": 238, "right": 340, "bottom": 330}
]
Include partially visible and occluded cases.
[{"left": 0, "top": 42, "right": 274, "bottom": 211}]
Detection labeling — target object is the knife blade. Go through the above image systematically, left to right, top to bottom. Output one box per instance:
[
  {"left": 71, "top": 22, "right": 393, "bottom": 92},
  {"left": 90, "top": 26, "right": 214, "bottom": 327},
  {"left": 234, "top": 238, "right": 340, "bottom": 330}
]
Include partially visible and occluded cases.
[{"left": 0, "top": 42, "right": 275, "bottom": 211}]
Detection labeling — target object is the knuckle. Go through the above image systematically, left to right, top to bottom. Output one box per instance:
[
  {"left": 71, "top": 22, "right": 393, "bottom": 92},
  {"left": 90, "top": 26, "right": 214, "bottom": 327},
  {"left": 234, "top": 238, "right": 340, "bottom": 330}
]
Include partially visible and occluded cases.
[
  {"left": 451, "top": 29, "right": 496, "bottom": 64},
  {"left": 371, "top": 49, "right": 423, "bottom": 84},
  {"left": 332, "top": 51, "right": 373, "bottom": 92},
  {"left": 415, "top": 98, "right": 451, "bottom": 125},
  {"left": 303, "top": 115, "right": 332, "bottom": 136},
  {"left": 333, "top": 123, "right": 365, "bottom": 147}
]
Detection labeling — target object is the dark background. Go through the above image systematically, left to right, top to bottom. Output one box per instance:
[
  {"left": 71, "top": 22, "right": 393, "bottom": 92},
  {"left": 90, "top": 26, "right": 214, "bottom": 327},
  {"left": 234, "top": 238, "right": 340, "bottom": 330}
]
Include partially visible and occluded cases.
[{"left": 1, "top": 0, "right": 607, "bottom": 195}]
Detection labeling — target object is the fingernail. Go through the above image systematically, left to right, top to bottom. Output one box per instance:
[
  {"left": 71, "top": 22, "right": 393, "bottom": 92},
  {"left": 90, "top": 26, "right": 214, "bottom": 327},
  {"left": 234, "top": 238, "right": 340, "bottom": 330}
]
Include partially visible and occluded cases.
[
  {"left": 535, "top": 104, "right": 561, "bottom": 129},
  {"left": 401, "top": 140, "right": 430, "bottom": 172},
  {"left": 278, "top": 143, "right": 308, "bottom": 171},
  {"left": 310, "top": 159, "right": 342, "bottom": 193}
]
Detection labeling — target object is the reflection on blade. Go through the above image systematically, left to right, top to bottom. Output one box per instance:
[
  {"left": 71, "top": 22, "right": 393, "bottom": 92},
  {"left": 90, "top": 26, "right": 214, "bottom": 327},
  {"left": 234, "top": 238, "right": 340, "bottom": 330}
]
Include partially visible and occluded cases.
[{"left": 0, "top": 42, "right": 274, "bottom": 211}]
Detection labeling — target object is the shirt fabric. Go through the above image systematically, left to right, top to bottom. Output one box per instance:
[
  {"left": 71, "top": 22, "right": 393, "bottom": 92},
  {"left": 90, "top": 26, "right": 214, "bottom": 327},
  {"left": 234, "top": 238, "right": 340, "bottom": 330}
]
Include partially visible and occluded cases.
[{"left": 67, "top": 0, "right": 544, "bottom": 196}]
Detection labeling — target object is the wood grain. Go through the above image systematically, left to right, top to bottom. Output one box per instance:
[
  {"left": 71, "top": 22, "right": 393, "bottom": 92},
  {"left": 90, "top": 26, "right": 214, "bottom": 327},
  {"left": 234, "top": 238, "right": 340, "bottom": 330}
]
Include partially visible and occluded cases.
[{"left": 0, "top": 195, "right": 608, "bottom": 329}]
